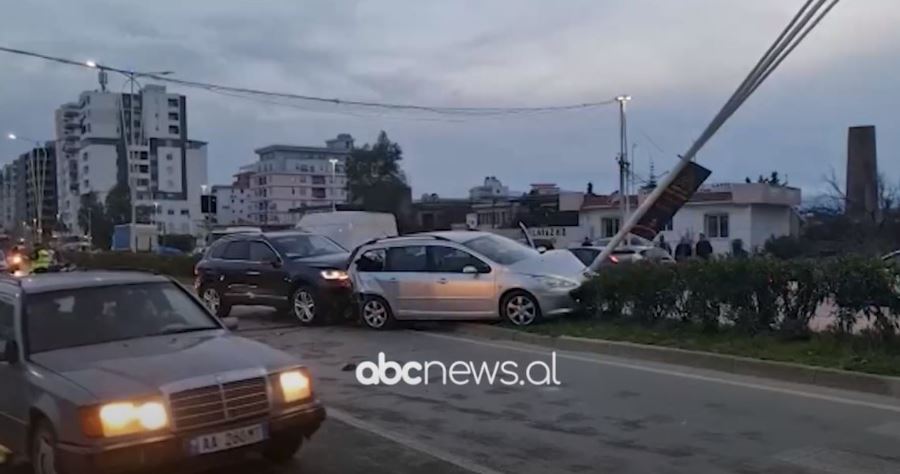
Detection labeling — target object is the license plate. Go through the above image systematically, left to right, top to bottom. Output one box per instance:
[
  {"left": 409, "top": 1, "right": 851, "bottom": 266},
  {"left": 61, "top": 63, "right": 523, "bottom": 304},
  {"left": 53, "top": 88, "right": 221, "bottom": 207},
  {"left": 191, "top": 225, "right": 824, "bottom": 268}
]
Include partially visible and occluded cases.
[{"left": 188, "top": 423, "right": 267, "bottom": 455}]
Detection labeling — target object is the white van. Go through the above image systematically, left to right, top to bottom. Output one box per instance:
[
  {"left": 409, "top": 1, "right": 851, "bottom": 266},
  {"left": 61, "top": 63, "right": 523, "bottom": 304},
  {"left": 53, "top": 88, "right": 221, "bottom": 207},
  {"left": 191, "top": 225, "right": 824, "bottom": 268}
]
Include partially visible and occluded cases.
[{"left": 296, "top": 212, "right": 398, "bottom": 251}]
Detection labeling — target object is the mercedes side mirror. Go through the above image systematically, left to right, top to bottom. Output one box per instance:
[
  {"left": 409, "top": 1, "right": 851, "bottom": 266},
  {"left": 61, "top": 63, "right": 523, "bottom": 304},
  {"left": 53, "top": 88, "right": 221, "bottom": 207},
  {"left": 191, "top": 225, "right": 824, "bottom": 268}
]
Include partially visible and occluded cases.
[{"left": 0, "top": 339, "right": 20, "bottom": 364}]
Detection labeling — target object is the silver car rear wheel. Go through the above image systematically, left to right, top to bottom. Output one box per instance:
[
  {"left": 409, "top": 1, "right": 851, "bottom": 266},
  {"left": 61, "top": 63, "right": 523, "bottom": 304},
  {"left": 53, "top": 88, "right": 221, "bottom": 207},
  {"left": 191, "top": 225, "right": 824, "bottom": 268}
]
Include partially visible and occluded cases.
[
  {"left": 504, "top": 292, "right": 540, "bottom": 326},
  {"left": 361, "top": 298, "right": 393, "bottom": 330}
]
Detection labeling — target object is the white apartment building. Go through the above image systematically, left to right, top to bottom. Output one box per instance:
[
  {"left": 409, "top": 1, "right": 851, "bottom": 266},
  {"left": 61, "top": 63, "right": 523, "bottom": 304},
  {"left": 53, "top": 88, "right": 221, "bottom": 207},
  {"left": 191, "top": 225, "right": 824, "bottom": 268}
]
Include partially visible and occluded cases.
[
  {"left": 55, "top": 84, "right": 208, "bottom": 236},
  {"left": 245, "top": 134, "right": 352, "bottom": 225},
  {"left": 212, "top": 170, "right": 253, "bottom": 225},
  {"left": 580, "top": 182, "right": 802, "bottom": 254}
]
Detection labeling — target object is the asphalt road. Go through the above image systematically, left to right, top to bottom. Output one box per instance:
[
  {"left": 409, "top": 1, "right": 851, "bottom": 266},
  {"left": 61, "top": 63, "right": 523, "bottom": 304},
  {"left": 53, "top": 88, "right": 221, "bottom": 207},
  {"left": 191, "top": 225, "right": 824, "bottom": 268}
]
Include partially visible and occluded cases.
[{"left": 229, "top": 306, "right": 900, "bottom": 474}]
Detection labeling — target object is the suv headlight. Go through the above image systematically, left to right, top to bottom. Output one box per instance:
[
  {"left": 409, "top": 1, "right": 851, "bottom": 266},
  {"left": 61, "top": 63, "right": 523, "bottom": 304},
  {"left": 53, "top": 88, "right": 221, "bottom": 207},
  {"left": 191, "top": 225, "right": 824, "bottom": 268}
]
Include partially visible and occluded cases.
[
  {"left": 320, "top": 269, "right": 349, "bottom": 280},
  {"left": 533, "top": 275, "right": 579, "bottom": 290},
  {"left": 278, "top": 369, "right": 312, "bottom": 404},
  {"left": 82, "top": 398, "right": 169, "bottom": 437}
]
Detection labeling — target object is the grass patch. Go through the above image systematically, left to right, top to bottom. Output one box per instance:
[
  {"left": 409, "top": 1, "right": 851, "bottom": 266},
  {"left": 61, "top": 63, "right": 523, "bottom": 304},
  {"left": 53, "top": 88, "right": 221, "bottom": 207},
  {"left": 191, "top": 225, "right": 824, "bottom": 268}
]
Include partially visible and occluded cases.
[{"left": 516, "top": 318, "right": 900, "bottom": 377}]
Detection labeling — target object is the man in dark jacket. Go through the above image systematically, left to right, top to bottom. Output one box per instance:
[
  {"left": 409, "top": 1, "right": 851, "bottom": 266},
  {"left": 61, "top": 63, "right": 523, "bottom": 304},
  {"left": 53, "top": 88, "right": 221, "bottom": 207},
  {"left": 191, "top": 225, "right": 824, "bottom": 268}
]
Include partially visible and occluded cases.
[
  {"left": 695, "top": 233, "right": 714, "bottom": 260},
  {"left": 674, "top": 237, "right": 693, "bottom": 261}
]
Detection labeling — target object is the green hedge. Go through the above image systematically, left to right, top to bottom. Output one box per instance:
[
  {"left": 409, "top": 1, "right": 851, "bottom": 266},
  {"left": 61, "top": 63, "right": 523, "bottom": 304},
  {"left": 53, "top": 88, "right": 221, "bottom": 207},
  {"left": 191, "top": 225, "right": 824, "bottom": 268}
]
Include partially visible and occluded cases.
[
  {"left": 61, "top": 251, "right": 198, "bottom": 278},
  {"left": 577, "top": 257, "right": 900, "bottom": 340}
]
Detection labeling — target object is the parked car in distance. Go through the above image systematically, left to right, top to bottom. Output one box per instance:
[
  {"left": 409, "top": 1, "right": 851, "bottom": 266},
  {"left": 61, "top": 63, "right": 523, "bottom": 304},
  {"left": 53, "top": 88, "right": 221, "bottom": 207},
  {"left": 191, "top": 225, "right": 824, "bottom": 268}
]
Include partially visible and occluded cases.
[
  {"left": 194, "top": 231, "right": 352, "bottom": 325},
  {"left": 349, "top": 231, "right": 588, "bottom": 329},
  {"left": 569, "top": 245, "right": 675, "bottom": 266},
  {"left": 0, "top": 271, "right": 325, "bottom": 474}
]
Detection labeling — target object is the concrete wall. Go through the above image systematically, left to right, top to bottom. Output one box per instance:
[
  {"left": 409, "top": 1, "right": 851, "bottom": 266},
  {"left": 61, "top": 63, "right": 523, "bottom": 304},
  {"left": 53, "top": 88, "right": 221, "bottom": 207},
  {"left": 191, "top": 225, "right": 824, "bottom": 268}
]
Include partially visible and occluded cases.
[{"left": 80, "top": 144, "right": 118, "bottom": 199}]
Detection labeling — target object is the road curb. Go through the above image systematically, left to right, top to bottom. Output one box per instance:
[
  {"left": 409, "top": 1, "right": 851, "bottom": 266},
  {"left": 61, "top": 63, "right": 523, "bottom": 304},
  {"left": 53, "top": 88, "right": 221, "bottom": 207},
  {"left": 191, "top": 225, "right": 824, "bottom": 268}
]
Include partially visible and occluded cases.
[{"left": 448, "top": 323, "right": 900, "bottom": 400}]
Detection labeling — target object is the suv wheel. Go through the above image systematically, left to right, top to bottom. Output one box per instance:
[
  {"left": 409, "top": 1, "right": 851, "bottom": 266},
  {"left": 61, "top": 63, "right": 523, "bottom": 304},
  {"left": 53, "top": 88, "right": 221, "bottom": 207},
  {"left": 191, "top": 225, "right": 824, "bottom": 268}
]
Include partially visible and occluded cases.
[
  {"left": 201, "top": 286, "right": 231, "bottom": 318},
  {"left": 291, "top": 286, "right": 320, "bottom": 325},
  {"left": 502, "top": 291, "right": 541, "bottom": 326},
  {"left": 361, "top": 296, "right": 395, "bottom": 330},
  {"left": 31, "top": 420, "right": 66, "bottom": 474}
]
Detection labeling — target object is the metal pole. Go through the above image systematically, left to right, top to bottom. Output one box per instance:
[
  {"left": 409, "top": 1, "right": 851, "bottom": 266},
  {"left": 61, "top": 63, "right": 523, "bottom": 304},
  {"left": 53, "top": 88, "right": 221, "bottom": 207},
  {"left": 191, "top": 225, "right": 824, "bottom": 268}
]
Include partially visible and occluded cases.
[
  {"left": 129, "top": 72, "right": 137, "bottom": 252},
  {"left": 615, "top": 96, "right": 631, "bottom": 234}
]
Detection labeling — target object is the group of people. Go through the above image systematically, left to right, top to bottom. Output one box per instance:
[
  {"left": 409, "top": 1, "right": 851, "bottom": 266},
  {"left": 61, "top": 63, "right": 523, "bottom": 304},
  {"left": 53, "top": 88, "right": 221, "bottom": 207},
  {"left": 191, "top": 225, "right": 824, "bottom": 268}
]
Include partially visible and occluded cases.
[{"left": 659, "top": 234, "right": 714, "bottom": 261}]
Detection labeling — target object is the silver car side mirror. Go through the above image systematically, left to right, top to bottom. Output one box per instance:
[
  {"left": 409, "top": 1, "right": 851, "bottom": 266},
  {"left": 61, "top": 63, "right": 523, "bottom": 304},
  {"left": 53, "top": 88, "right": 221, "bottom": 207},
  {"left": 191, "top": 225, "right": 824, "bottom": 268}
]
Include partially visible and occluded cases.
[{"left": 462, "top": 265, "right": 479, "bottom": 274}]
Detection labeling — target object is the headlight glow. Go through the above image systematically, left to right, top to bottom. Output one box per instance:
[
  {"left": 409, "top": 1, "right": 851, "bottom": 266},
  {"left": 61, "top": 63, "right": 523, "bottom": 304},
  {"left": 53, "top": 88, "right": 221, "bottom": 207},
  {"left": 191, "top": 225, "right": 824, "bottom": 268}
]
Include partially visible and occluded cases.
[
  {"left": 9, "top": 255, "right": 22, "bottom": 265},
  {"left": 320, "top": 269, "right": 349, "bottom": 280},
  {"left": 534, "top": 275, "right": 579, "bottom": 289},
  {"left": 279, "top": 370, "right": 312, "bottom": 403},
  {"left": 95, "top": 400, "right": 169, "bottom": 437}
]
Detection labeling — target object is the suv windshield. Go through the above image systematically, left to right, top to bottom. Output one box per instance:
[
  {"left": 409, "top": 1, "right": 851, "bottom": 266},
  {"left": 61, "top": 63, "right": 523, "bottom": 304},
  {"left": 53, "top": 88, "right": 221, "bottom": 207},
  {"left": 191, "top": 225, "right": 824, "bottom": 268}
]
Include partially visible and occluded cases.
[
  {"left": 270, "top": 234, "right": 346, "bottom": 258},
  {"left": 462, "top": 234, "right": 539, "bottom": 265},
  {"left": 25, "top": 282, "right": 219, "bottom": 353}
]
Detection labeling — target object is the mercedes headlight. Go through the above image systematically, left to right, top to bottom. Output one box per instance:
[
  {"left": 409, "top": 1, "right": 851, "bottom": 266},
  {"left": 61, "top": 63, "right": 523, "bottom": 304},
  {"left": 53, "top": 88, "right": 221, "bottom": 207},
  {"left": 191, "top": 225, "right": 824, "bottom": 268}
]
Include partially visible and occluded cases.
[
  {"left": 533, "top": 275, "right": 579, "bottom": 290},
  {"left": 278, "top": 369, "right": 312, "bottom": 403},
  {"left": 82, "top": 399, "right": 169, "bottom": 437}
]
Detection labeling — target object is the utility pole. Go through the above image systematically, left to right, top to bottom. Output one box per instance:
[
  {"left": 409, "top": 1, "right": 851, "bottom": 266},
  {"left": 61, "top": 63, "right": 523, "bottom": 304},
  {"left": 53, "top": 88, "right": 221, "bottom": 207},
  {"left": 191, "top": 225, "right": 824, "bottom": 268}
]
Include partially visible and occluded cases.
[
  {"left": 615, "top": 95, "right": 631, "bottom": 233},
  {"left": 329, "top": 158, "right": 338, "bottom": 212}
]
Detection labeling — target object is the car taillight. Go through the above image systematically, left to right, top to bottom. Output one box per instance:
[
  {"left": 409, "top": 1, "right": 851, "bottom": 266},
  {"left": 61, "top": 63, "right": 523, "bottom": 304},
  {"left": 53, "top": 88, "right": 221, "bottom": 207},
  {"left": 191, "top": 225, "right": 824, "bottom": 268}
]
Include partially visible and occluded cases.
[{"left": 609, "top": 255, "right": 620, "bottom": 264}]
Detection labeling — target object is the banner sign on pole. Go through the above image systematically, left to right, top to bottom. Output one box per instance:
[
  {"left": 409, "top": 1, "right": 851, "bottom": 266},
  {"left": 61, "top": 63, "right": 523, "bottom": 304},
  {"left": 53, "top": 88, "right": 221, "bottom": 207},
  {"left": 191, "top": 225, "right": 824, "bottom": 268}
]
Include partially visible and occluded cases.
[{"left": 631, "top": 161, "right": 712, "bottom": 240}]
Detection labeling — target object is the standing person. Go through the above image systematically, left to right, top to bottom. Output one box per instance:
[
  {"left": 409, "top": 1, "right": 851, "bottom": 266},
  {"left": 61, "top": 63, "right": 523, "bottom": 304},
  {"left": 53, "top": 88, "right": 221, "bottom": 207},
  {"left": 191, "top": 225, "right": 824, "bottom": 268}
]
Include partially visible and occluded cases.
[
  {"left": 695, "top": 233, "right": 713, "bottom": 260},
  {"left": 657, "top": 234, "right": 672, "bottom": 255},
  {"left": 674, "top": 236, "right": 693, "bottom": 261}
]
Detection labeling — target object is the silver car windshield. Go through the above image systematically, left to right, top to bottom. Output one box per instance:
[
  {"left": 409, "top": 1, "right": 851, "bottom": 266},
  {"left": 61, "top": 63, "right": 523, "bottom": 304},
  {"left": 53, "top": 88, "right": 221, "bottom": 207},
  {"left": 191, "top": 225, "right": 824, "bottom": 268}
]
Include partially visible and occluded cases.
[
  {"left": 270, "top": 234, "right": 346, "bottom": 258},
  {"left": 462, "top": 234, "right": 539, "bottom": 265},
  {"left": 25, "top": 282, "right": 219, "bottom": 353}
]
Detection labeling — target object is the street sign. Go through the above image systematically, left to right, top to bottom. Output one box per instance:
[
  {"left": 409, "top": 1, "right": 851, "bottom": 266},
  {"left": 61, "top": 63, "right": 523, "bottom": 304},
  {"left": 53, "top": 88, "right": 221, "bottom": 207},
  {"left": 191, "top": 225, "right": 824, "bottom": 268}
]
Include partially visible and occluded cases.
[{"left": 631, "top": 161, "right": 711, "bottom": 240}]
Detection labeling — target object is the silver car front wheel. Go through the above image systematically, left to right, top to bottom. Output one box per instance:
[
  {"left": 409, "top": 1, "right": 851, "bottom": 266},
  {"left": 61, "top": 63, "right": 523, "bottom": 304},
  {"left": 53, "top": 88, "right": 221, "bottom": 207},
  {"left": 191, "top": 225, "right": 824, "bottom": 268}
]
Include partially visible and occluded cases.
[
  {"left": 202, "top": 288, "right": 220, "bottom": 314},
  {"left": 503, "top": 292, "right": 540, "bottom": 326},
  {"left": 31, "top": 422, "right": 63, "bottom": 474}
]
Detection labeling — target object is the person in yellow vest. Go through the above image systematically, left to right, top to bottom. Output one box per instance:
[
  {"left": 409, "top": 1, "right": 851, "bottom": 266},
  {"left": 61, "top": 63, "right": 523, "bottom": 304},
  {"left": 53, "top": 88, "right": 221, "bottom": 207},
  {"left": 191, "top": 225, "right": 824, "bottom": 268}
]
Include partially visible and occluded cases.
[{"left": 31, "top": 246, "right": 53, "bottom": 273}]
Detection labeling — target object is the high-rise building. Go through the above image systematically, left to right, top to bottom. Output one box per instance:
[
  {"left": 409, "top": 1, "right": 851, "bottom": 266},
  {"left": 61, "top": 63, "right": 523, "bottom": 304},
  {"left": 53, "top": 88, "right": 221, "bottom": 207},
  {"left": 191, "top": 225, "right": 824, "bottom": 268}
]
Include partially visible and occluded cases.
[
  {"left": 54, "top": 84, "right": 208, "bottom": 236},
  {"left": 245, "top": 134, "right": 352, "bottom": 225},
  {"left": 0, "top": 143, "right": 57, "bottom": 238},
  {"left": 212, "top": 170, "right": 253, "bottom": 226}
]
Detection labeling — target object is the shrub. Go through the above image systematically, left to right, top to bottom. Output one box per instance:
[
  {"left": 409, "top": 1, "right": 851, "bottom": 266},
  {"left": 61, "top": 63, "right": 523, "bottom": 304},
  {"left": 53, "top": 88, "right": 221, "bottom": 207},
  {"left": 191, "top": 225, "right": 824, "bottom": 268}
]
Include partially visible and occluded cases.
[
  {"left": 61, "top": 251, "right": 198, "bottom": 278},
  {"left": 579, "top": 257, "right": 899, "bottom": 340}
]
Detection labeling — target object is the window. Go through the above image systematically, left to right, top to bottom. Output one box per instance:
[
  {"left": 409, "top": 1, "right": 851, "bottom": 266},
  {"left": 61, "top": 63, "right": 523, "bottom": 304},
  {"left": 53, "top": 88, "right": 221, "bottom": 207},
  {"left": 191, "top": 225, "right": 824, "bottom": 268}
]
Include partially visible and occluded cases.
[
  {"left": 168, "top": 98, "right": 179, "bottom": 107},
  {"left": 168, "top": 112, "right": 179, "bottom": 121},
  {"left": 169, "top": 125, "right": 180, "bottom": 134},
  {"left": 82, "top": 152, "right": 89, "bottom": 161},
  {"left": 166, "top": 153, "right": 173, "bottom": 161},
  {"left": 83, "top": 165, "right": 89, "bottom": 173},
  {"left": 139, "top": 165, "right": 149, "bottom": 173},
  {"left": 300, "top": 165, "right": 309, "bottom": 172},
  {"left": 299, "top": 175, "right": 306, "bottom": 183},
  {"left": 312, "top": 175, "right": 325, "bottom": 185},
  {"left": 83, "top": 179, "right": 90, "bottom": 188},
  {"left": 291, "top": 188, "right": 296, "bottom": 195},
  {"left": 312, "top": 188, "right": 326, "bottom": 199},
  {"left": 167, "top": 209, "right": 175, "bottom": 215},
  {"left": 180, "top": 209, "right": 189, "bottom": 216},
  {"left": 705, "top": 214, "right": 730, "bottom": 238},
  {"left": 601, "top": 217, "right": 621, "bottom": 238},
  {"left": 269, "top": 234, "right": 346, "bottom": 258},
  {"left": 462, "top": 234, "right": 539, "bottom": 265},
  {"left": 222, "top": 241, "right": 250, "bottom": 260},
  {"left": 249, "top": 242, "right": 277, "bottom": 262},
  {"left": 385, "top": 246, "right": 428, "bottom": 272},
  {"left": 430, "top": 246, "right": 486, "bottom": 273},
  {"left": 570, "top": 248, "right": 602, "bottom": 266},
  {"left": 356, "top": 249, "right": 385, "bottom": 272},
  {"left": 24, "top": 283, "right": 218, "bottom": 353},
  {"left": 0, "top": 297, "right": 14, "bottom": 341}
]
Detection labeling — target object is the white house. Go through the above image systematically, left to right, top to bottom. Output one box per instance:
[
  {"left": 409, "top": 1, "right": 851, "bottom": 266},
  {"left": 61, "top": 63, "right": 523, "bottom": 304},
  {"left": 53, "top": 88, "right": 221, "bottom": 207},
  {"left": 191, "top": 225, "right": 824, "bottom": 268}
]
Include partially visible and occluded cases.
[{"left": 580, "top": 182, "right": 802, "bottom": 254}]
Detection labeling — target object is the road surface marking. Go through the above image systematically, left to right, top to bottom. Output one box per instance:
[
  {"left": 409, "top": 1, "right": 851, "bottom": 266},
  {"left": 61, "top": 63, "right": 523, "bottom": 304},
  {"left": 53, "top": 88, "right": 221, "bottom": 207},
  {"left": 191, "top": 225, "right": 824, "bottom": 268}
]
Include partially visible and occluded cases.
[
  {"left": 416, "top": 331, "right": 900, "bottom": 414},
  {"left": 329, "top": 407, "right": 506, "bottom": 474}
]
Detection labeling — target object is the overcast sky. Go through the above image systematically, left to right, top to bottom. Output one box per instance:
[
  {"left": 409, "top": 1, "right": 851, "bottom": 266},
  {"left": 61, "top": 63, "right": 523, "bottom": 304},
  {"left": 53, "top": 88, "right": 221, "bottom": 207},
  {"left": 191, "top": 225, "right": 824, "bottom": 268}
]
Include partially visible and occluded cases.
[{"left": 1, "top": 0, "right": 898, "bottom": 199}]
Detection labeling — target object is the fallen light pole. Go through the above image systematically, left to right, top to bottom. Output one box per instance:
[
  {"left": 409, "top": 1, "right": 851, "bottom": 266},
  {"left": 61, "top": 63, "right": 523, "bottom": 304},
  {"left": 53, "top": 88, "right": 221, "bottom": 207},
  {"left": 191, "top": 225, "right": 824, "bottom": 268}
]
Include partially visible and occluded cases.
[{"left": 590, "top": 0, "right": 842, "bottom": 271}]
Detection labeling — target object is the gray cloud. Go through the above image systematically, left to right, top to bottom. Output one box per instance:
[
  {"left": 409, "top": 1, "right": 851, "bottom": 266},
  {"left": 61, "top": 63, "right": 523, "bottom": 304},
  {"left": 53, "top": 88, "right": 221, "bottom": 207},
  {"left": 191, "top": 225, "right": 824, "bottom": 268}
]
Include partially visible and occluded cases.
[{"left": 1, "top": 0, "right": 899, "bottom": 199}]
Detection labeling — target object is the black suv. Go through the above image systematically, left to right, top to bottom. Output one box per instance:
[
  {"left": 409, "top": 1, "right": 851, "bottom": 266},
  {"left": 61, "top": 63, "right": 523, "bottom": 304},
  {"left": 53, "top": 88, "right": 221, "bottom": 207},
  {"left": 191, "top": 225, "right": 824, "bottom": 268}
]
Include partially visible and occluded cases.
[{"left": 194, "top": 231, "right": 352, "bottom": 324}]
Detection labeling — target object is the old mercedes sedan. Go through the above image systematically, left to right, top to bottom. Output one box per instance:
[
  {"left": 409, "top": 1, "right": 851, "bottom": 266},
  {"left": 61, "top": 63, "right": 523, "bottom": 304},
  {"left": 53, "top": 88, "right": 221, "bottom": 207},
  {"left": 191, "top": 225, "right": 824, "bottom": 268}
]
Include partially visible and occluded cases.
[{"left": 0, "top": 271, "right": 325, "bottom": 474}]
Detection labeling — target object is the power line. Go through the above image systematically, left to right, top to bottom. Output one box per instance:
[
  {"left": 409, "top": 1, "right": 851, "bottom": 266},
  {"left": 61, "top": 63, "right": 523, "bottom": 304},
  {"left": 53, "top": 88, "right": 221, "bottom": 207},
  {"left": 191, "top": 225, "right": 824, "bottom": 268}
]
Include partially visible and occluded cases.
[{"left": 0, "top": 45, "right": 618, "bottom": 117}]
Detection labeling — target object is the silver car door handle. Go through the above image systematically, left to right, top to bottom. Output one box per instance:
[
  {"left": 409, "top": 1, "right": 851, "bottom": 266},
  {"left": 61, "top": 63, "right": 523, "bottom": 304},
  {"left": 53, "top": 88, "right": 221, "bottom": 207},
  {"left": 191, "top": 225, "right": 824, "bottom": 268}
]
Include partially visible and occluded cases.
[
  {"left": 246, "top": 271, "right": 261, "bottom": 276},
  {"left": 437, "top": 278, "right": 448, "bottom": 284}
]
